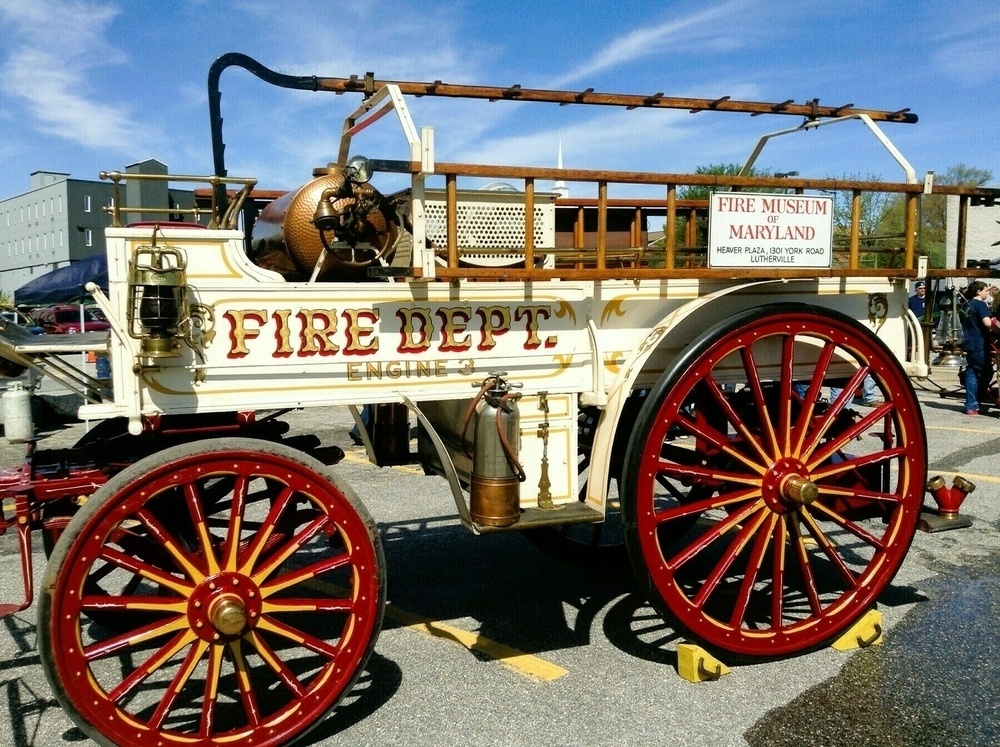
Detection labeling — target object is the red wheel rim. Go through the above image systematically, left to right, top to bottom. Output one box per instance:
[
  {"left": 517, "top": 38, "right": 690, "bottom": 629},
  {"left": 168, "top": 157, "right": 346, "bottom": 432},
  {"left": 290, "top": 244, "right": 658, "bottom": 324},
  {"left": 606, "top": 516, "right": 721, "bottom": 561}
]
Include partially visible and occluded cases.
[
  {"left": 627, "top": 309, "right": 924, "bottom": 657},
  {"left": 41, "top": 442, "right": 382, "bottom": 746}
]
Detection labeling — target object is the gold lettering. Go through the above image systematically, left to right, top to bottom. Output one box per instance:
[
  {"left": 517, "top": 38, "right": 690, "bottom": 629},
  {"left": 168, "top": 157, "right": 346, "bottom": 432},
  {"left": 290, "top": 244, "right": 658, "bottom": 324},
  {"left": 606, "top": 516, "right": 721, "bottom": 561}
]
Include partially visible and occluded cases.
[
  {"left": 476, "top": 305, "right": 511, "bottom": 350},
  {"left": 515, "top": 305, "right": 551, "bottom": 349},
  {"left": 438, "top": 306, "right": 472, "bottom": 351},
  {"left": 397, "top": 307, "right": 433, "bottom": 353},
  {"left": 342, "top": 308, "right": 380, "bottom": 355},
  {"left": 225, "top": 309, "right": 267, "bottom": 358},
  {"left": 272, "top": 309, "right": 294, "bottom": 356},
  {"left": 297, "top": 309, "right": 340, "bottom": 356}
]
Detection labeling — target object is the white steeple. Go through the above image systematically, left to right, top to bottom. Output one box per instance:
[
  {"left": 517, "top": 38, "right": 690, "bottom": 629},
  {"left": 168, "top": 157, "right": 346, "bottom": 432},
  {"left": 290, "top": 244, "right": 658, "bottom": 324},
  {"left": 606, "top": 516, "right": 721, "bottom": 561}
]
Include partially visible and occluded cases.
[{"left": 553, "top": 140, "right": 569, "bottom": 199}]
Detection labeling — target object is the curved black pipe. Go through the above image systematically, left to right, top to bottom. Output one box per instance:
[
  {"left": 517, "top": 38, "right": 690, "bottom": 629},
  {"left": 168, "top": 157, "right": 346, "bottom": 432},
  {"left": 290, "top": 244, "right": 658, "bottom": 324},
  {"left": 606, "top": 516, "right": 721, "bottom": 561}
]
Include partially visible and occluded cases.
[{"left": 207, "top": 53, "right": 320, "bottom": 210}]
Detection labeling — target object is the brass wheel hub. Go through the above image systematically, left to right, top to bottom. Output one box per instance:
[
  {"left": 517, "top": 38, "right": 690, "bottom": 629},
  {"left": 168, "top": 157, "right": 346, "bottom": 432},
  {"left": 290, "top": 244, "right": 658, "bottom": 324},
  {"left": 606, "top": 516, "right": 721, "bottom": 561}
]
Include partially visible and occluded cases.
[
  {"left": 761, "top": 457, "right": 819, "bottom": 513},
  {"left": 188, "top": 571, "right": 262, "bottom": 642},
  {"left": 209, "top": 594, "right": 247, "bottom": 636}
]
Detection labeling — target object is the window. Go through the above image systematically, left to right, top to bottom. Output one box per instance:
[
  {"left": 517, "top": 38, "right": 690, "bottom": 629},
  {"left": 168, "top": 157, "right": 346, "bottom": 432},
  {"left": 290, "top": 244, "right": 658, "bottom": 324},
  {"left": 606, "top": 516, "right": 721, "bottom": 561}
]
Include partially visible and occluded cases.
[
  {"left": 84, "top": 195, "right": 91, "bottom": 212},
  {"left": 84, "top": 228, "right": 93, "bottom": 247}
]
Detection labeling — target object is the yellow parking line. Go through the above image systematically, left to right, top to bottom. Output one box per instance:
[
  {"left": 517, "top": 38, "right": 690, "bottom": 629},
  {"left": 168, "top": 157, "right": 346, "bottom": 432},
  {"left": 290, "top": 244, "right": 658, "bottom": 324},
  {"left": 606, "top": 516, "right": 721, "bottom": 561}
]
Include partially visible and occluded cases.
[
  {"left": 926, "top": 425, "right": 1000, "bottom": 434},
  {"left": 931, "top": 470, "right": 1000, "bottom": 485},
  {"left": 306, "top": 577, "right": 567, "bottom": 681},
  {"left": 386, "top": 603, "right": 568, "bottom": 681}
]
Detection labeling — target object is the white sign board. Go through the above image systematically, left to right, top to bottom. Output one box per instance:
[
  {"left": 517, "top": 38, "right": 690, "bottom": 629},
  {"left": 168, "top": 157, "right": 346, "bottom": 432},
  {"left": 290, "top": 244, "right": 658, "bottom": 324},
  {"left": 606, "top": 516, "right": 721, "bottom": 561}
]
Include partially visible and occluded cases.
[{"left": 708, "top": 192, "right": 834, "bottom": 268}]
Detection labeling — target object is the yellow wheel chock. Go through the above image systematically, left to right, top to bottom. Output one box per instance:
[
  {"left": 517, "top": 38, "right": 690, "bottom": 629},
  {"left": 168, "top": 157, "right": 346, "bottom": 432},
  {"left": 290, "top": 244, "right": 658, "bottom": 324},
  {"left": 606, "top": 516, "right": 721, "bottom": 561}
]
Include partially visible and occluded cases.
[
  {"left": 831, "top": 608, "right": 884, "bottom": 651},
  {"left": 676, "top": 643, "right": 732, "bottom": 683}
]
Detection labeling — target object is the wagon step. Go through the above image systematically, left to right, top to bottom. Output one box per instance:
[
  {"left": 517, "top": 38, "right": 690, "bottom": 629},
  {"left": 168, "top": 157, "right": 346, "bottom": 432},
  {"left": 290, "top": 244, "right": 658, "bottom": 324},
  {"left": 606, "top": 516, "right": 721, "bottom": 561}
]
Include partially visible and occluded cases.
[{"left": 470, "top": 501, "right": 604, "bottom": 534}]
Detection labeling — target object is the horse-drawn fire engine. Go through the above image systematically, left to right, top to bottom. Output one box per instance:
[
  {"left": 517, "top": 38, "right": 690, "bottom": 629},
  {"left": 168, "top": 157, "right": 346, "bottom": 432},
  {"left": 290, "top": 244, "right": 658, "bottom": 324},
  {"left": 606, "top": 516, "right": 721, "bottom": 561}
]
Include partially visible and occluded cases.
[{"left": 1, "top": 53, "right": 997, "bottom": 746}]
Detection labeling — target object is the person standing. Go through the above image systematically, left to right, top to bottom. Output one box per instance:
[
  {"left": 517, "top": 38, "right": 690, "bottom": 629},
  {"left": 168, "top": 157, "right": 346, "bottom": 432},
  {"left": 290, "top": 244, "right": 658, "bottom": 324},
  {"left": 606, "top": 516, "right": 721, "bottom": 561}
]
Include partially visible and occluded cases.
[
  {"left": 908, "top": 280, "right": 927, "bottom": 317},
  {"left": 960, "top": 280, "right": 998, "bottom": 415}
]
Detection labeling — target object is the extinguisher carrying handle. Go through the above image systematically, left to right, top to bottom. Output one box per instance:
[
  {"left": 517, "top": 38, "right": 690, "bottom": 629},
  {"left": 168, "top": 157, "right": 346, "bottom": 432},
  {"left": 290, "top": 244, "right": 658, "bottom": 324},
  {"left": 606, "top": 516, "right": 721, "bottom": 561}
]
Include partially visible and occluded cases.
[
  {"left": 460, "top": 376, "right": 499, "bottom": 458},
  {"left": 496, "top": 391, "right": 527, "bottom": 482}
]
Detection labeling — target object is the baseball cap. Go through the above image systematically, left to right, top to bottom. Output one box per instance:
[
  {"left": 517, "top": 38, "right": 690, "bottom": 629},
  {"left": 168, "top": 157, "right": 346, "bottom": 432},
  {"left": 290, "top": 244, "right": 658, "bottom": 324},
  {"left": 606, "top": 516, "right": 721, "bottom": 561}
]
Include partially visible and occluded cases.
[{"left": 915, "top": 281, "right": 925, "bottom": 289}]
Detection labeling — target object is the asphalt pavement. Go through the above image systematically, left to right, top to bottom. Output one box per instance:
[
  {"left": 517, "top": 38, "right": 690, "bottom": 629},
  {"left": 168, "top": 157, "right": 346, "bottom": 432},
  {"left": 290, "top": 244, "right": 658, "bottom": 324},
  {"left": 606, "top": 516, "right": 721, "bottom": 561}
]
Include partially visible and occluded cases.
[{"left": 1, "top": 363, "right": 998, "bottom": 746}]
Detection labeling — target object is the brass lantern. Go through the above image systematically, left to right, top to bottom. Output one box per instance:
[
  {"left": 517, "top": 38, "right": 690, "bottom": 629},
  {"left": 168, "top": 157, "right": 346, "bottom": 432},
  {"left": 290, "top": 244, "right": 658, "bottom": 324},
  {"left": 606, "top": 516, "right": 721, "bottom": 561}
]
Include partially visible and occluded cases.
[{"left": 127, "top": 238, "right": 188, "bottom": 359}]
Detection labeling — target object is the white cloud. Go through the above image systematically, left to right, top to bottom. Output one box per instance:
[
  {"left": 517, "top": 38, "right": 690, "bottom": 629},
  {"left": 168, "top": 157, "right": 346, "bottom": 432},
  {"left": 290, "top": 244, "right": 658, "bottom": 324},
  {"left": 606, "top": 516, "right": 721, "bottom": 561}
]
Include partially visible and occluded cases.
[
  {"left": 0, "top": 0, "right": 158, "bottom": 150},
  {"left": 549, "top": 0, "right": 756, "bottom": 87},
  {"left": 929, "top": 10, "right": 1000, "bottom": 84}
]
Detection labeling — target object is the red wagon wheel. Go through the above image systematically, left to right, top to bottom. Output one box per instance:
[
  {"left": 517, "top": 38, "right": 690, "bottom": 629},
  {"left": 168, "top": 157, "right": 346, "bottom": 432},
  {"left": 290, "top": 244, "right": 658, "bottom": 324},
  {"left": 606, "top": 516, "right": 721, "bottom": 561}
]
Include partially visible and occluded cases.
[
  {"left": 621, "top": 304, "right": 925, "bottom": 659},
  {"left": 38, "top": 438, "right": 385, "bottom": 747}
]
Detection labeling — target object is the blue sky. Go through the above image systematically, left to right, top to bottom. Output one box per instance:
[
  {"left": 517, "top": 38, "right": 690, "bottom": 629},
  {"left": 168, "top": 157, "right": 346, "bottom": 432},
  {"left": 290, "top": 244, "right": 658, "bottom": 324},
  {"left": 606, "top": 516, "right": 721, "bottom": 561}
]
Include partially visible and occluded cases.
[{"left": 0, "top": 0, "right": 997, "bottom": 202}]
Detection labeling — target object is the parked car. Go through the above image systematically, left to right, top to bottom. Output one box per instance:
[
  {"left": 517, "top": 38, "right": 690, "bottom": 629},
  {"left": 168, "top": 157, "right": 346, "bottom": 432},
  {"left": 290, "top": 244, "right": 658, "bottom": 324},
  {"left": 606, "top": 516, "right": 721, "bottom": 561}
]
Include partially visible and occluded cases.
[
  {"left": 29, "top": 305, "right": 111, "bottom": 334},
  {"left": 1, "top": 309, "right": 45, "bottom": 334}
]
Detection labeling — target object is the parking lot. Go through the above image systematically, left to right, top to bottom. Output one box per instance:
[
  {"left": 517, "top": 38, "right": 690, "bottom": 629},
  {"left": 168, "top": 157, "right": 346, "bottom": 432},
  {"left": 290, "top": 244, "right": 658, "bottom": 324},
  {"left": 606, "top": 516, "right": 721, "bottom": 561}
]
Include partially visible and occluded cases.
[{"left": 1, "top": 367, "right": 999, "bottom": 746}]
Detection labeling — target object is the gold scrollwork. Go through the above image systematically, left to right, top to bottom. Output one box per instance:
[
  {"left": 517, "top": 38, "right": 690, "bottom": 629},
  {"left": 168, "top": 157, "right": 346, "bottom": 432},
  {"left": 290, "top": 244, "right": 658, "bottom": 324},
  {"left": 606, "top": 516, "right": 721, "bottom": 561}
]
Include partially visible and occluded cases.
[
  {"left": 868, "top": 293, "right": 888, "bottom": 333},
  {"left": 183, "top": 303, "right": 216, "bottom": 379}
]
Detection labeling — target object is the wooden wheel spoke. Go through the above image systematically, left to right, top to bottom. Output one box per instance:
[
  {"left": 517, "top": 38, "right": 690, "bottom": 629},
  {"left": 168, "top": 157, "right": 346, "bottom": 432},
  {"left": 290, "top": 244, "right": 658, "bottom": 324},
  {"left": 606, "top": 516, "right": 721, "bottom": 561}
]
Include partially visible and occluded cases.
[
  {"left": 778, "top": 333, "right": 796, "bottom": 450},
  {"left": 790, "top": 341, "right": 837, "bottom": 456},
  {"left": 740, "top": 345, "right": 780, "bottom": 457},
  {"left": 797, "top": 367, "right": 872, "bottom": 459},
  {"left": 702, "top": 374, "right": 773, "bottom": 465},
  {"left": 807, "top": 402, "right": 895, "bottom": 466},
  {"left": 671, "top": 415, "right": 767, "bottom": 476},
  {"left": 810, "top": 446, "right": 907, "bottom": 481},
  {"left": 656, "top": 459, "right": 763, "bottom": 488},
  {"left": 223, "top": 475, "right": 251, "bottom": 571},
  {"left": 182, "top": 481, "right": 221, "bottom": 577},
  {"left": 818, "top": 483, "right": 903, "bottom": 506},
  {"left": 239, "top": 486, "right": 295, "bottom": 575},
  {"left": 653, "top": 486, "right": 760, "bottom": 525},
  {"left": 665, "top": 499, "right": 764, "bottom": 571},
  {"left": 808, "top": 500, "right": 889, "bottom": 550},
  {"left": 136, "top": 506, "right": 207, "bottom": 583},
  {"left": 691, "top": 507, "right": 769, "bottom": 609},
  {"left": 798, "top": 508, "right": 860, "bottom": 589},
  {"left": 729, "top": 513, "right": 780, "bottom": 629},
  {"left": 251, "top": 514, "right": 332, "bottom": 585},
  {"left": 770, "top": 517, "right": 788, "bottom": 629},
  {"left": 789, "top": 517, "right": 823, "bottom": 615},
  {"left": 98, "top": 546, "right": 194, "bottom": 596},
  {"left": 261, "top": 554, "right": 352, "bottom": 598},
  {"left": 80, "top": 594, "right": 186, "bottom": 615},
  {"left": 263, "top": 596, "right": 354, "bottom": 614},
  {"left": 255, "top": 614, "right": 344, "bottom": 659},
  {"left": 84, "top": 615, "right": 190, "bottom": 662},
  {"left": 106, "top": 629, "right": 197, "bottom": 704},
  {"left": 246, "top": 629, "right": 311, "bottom": 697},
  {"left": 148, "top": 639, "right": 210, "bottom": 730},
  {"left": 228, "top": 639, "right": 262, "bottom": 728},
  {"left": 200, "top": 644, "right": 225, "bottom": 738}
]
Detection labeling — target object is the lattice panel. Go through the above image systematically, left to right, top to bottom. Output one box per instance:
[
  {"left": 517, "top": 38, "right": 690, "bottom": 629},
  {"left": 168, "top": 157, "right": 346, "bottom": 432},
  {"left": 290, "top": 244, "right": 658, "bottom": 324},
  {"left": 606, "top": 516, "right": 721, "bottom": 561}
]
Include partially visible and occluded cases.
[{"left": 424, "top": 190, "right": 556, "bottom": 266}]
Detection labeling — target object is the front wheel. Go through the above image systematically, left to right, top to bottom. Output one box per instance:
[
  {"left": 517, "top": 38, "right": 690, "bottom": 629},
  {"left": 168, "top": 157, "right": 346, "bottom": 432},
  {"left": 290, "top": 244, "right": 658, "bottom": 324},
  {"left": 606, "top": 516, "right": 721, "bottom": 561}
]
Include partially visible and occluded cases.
[
  {"left": 622, "top": 304, "right": 925, "bottom": 660},
  {"left": 38, "top": 438, "right": 385, "bottom": 747}
]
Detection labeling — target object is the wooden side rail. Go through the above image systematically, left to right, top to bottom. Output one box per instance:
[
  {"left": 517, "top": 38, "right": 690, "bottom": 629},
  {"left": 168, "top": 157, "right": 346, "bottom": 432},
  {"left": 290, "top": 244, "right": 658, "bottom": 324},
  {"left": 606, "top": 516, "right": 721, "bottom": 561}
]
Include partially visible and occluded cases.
[{"left": 423, "top": 161, "right": 1000, "bottom": 280}]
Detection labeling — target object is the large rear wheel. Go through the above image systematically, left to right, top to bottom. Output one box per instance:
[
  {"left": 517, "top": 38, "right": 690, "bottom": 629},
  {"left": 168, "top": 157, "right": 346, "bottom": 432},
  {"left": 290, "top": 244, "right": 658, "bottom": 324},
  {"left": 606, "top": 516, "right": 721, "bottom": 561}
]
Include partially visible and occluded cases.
[
  {"left": 622, "top": 304, "right": 925, "bottom": 659},
  {"left": 38, "top": 438, "right": 384, "bottom": 747}
]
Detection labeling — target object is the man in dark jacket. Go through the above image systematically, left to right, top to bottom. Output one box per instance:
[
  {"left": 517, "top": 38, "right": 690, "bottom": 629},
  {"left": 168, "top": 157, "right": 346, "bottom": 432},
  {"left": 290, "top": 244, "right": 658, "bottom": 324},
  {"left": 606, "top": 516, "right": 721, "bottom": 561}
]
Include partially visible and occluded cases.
[{"left": 961, "top": 280, "right": 998, "bottom": 415}]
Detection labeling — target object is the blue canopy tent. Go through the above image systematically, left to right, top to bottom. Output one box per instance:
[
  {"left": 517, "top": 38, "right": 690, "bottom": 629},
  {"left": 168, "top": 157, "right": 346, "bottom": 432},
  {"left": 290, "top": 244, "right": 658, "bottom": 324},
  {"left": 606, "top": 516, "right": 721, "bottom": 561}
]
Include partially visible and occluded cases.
[{"left": 14, "top": 254, "right": 109, "bottom": 306}]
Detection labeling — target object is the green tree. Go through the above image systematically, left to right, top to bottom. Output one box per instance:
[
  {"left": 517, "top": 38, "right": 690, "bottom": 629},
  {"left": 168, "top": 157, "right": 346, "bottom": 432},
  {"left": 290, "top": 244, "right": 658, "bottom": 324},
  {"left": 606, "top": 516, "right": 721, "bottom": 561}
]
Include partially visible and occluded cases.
[
  {"left": 671, "top": 163, "right": 771, "bottom": 248},
  {"left": 878, "top": 163, "right": 992, "bottom": 268},
  {"left": 825, "top": 172, "right": 902, "bottom": 268}
]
